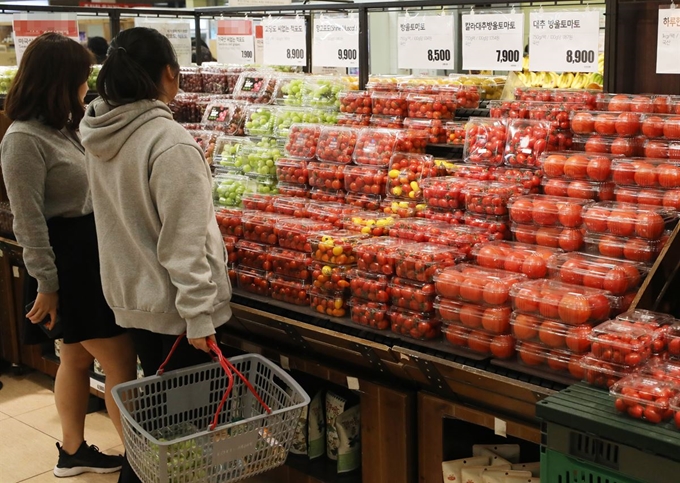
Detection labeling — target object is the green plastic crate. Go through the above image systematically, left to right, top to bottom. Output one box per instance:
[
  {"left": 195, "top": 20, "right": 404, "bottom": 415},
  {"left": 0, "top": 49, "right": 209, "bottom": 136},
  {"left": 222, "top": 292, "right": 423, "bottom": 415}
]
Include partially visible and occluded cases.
[{"left": 541, "top": 447, "right": 643, "bottom": 483}]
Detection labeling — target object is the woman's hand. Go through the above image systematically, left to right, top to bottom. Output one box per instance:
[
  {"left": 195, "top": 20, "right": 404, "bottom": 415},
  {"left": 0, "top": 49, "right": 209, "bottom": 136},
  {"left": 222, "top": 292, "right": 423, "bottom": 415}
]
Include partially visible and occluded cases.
[
  {"left": 27, "top": 291, "right": 59, "bottom": 329},
  {"left": 188, "top": 334, "right": 217, "bottom": 353}
]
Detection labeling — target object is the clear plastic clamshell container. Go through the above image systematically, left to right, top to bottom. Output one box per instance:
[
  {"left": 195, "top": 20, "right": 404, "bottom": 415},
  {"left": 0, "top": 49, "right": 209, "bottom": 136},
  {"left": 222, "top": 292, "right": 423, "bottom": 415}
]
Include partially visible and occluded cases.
[
  {"left": 513, "top": 87, "right": 599, "bottom": 109},
  {"left": 338, "top": 90, "right": 372, "bottom": 115},
  {"left": 201, "top": 100, "right": 246, "bottom": 135},
  {"left": 243, "top": 105, "right": 277, "bottom": 136},
  {"left": 570, "top": 110, "right": 644, "bottom": 137},
  {"left": 463, "top": 118, "right": 508, "bottom": 166},
  {"left": 504, "top": 119, "right": 555, "bottom": 169},
  {"left": 285, "top": 124, "right": 321, "bottom": 160},
  {"left": 316, "top": 125, "right": 359, "bottom": 164},
  {"left": 353, "top": 128, "right": 399, "bottom": 167},
  {"left": 571, "top": 134, "right": 644, "bottom": 157},
  {"left": 214, "top": 136, "right": 254, "bottom": 171},
  {"left": 539, "top": 151, "right": 618, "bottom": 182},
  {"left": 386, "top": 153, "right": 437, "bottom": 201},
  {"left": 275, "top": 157, "right": 308, "bottom": 185},
  {"left": 611, "top": 157, "right": 680, "bottom": 189},
  {"left": 307, "top": 162, "right": 345, "bottom": 191},
  {"left": 343, "top": 165, "right": 388, "bottom": 195},
  {"left": 212, "top": 173, "right": 256, "bottom": 208},
  {"left": 421, "top": 176, "right": 468, "bottom": 211},
  {"left": 541, "top": 177, "right": 615, "bottom": 202},
  {"left": 464, "top": 181, "right": 528, "bottom": 216},
  {"left": 613, "top": 186, "right": 680, "bottom": 210},
  {"left": 507, "top": 194, "right": 590, "bottom": 228},
  {"left": 272, "top": 196, "right": 308, "bottom": 218},
  {"left": 306, "top": 201, "right": 359, "bottom": 229},
  {"left": 582, "top": 201, "right": 677, "bottom": 241},
  {"left": 215, "top": 207, "right": 244, "bottom": 238},
  {"left": 242, "top": 211, "right": 293, "bottom": 245},
  {"left": 343, "top": 211, "right": 396, "bottom": 236},
  {"left": 275, "top": 218, "right": 334, "bottom": 252},
  {"left": 390, "top": 218, "right": 457, "bottom": 244},
  {"left": 428, "top": 225, "right": 494, "bottom": 259},
  {"left": 309, "top": 230, "right": 369, "bottom": 266},
  {"left": 583, "top": 232, "right": 666, "bottom": 264},
  {"left": 355, "top": 237, "right": 414, "bottom": 275},
  {"left": 235, "top": 240, "right": 270, "bottom": 271},
  {"left": 471, "top": 241, "right": 563, "bottom": 279},
  {"left": 393, "top": 243, "right": 464, "bottom": 283},
  {"left": 268, "top": 247, "right": 312, "bottom": 281},
  {"left": 434, "top": 264, "right": 527, "bottom": 307},
  {"left": 236, "top": 266, "right": 270, "bottom": 296},
  {"left": 269, "top": 274, "right": 310, "bottom": 306},
  {"left": 309, "top": 288, "right": 348, "bottom": 317},
  {"left": 434, "top": 297, "right": 512, "bottom": 336},
  {"left": 349, "top": 298, "right": 390, "bottom": 330},
  {"left": 388, "top": 307, "right": 441, "bottom": 340},
  {"left": 510, "top": 312, "right": 593, "bottom": 353},
  {"left": 589, "top": 320, "right": 659, "bottom": 367},
  {"left": 516, "top": 340, "right": 585, "bottom": 378},
  {"left": 581, "top": 354, "right": 636, "bottom": 389},
  {"left": 610, "top": 375, "right": 679, "bottom": 424}
]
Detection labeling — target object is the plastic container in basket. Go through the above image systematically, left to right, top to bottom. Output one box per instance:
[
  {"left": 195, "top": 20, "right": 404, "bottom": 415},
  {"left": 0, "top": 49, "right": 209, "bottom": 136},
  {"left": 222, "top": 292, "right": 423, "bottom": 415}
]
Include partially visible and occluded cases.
[
  {"left": 232, "top": 71, "right": 278, "bottom": 104},
  {"left": 339, "top": 90, "right": 372, "bottom": 115},
  {"left": 403, "top": 118, "right": 446, "bottom": 144},
  {"left": 463, "top": 118, "right": 508, "bottom": 166},
  {"left": 316, "top": 126, "right": 358, "bottom": 164},
  {"left": 353, "top": 128, "right": 399, "bottom": 167},
  {"left": 540, "top": 151, "right": 618, "bottom": 182},
  {"left": 611, "top": 157, "right": 680, "bottom": 189},
  {"left": 507, "top": 194, "right": 590, "bottom": 228},
  {"left": 306, "top": 201, "right": 359, "bottom": 229},
  {"left": 583, "top": 201, "right": 677, "bottom": 240},
  {"left": 236, "top": 240, "right": 271, "bottom": 271},
  {"left": 471, "top": 241, "right": 563, "bottom": 279},
  {"left": 434, "top": 264, "right": 527, "bottom": 307},
  {"left": 269, "top": 274, "right": 310, "bottom": 306},
  {"left": 349, "top": 298, "right": 389, "bottom": 329},
  {"left": 388, "top": 306, "right": 441, "bottom": 340},
  {"left": 516, "top": 340, "right": 585, "bottom": 378},
  {"left": 112, "top": 342, "right": 309, "bottom": 483},
  {"left": 610, "top": 375, "right": 679, "bottom": 424}
]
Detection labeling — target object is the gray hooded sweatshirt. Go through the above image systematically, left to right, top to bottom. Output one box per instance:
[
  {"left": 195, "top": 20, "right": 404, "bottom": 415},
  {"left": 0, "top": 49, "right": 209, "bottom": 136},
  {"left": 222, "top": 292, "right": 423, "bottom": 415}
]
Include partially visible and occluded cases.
[{"left": 80, "top": 98, "right": 231, "bottom": 339}]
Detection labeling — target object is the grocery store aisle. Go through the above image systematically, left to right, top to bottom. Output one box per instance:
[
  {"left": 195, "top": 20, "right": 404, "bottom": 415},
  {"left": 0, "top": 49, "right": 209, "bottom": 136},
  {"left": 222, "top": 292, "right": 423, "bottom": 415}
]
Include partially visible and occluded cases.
[{"left": 0, "top": 371, "right": 276, "bottom": 483}]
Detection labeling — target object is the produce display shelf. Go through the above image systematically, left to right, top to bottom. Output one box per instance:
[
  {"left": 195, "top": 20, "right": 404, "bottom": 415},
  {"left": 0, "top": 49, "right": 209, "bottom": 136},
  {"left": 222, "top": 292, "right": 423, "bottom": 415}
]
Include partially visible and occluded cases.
[
  {"left": 492, "top": 358, "right": 579, "bottom": 388},
  {"left": 537, "top": 383, "right": 680, "bottom": 463},
  {"left": 540, "top": 447, "right": 642, "bottom": 483}
]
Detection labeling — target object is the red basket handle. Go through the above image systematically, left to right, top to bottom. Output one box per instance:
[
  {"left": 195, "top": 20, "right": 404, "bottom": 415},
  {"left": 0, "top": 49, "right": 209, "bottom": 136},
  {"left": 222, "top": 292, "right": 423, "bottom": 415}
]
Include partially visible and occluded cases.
[{"left": 156, "top": 334, "right": 271, "bottom": 431}]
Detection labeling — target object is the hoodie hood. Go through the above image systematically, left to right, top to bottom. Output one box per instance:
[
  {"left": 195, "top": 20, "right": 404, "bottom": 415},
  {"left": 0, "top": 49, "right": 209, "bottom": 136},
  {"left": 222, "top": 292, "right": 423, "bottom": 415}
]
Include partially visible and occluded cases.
[{"left": 80, "top": 98, "right": 174, "bottom": 162}]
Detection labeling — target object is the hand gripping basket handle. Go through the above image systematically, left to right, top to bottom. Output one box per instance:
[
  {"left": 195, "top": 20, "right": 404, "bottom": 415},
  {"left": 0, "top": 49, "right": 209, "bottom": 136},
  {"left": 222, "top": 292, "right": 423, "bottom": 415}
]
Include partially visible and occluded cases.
[{"left": 156, "top": 334, "right": 272, "bottom": 431}]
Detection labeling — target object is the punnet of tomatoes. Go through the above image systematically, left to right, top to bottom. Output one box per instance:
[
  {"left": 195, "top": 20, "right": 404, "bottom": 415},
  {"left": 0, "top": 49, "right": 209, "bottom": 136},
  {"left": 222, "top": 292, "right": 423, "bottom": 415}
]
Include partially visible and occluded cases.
[
  {"left": 444, "top": 84, "right": 481, "bottom": 109},
  {"left": 513, "top": 87, "right": 599, "bottom": 109},
  {"left": 338, "top": 90, "right": 372, "bottom": 115},
  {"left": 371, "top": 91, "right": 408, "bottom": 117},
  {"left": 406, "top": 93, "right": 457, "bottom": 120},
  {"left": 596, "top": 93, "right": 657, "bottom": 113},
  {"left": 649, "top": 94, "right": 680, "bottom": 114},
  {"left": 489, "top": 100, "right": 582, "bottom": 130},
  {"left": 571, "top": 110, "right": 643, "bottom": 137},
  {"left": 636, "top": 112, "right": 680, "bottom": 140},
  {"left": 337, "top": 113, "right": 372, "bottom": 127},
  {"left": 370, "top": 115, "right": 404, "bottom": 130},
  {"left": 403, "top": 118, "right": 447, "bottom": 144},
  {"left": 463, "top": 118, "right": 508, "bottom": 166},
  {"left": 504, "top": 119, "right": 554, "bottom": 168},
  {"left": 445, "top": 121, "right": 466, "bottom": 146},
  {"left": 284, "top": 124, "right": 320, "bottom": 160},
  {"left": 316, "top": 126, "right": 358, "bottom": 164},
  {"left": 353, "top": 128, "right": 399, "bottom": 167},
  {"left": 395, "top": 129, "right": 429, "bottom": 154},
  {"left": 572, "top": 134, "right": 644, "bottom": 157},
  {"left": 640, "top": 138, "right": 680, "bottom": 160},
  {"left": 541, "top": 152, "right": 616, "bottom": 182},
  {"left": 387, "top": 153, "right": 438, "bottom": 200},
  {"left": 275, "top": 157, "right": 308, "bottom": 185},
  {"left": 612, "top": 158, "right": 680, "bottom": 190},
  {"left": 307, "top": 162, "right": 345, "bottom": 191},
  {"left": 451, "top": 164, "right": 503, "bottom": 181},
  {"left": 343, "top": 165, "right": 388, "bottom": 196},
  {"left": 495, "top": 168, "right": 544, "bottom": 194},
  {"left": 421, "top": 176, "right": 468, "bottom": 211},
  {"left": 541, "top": 177, "right": 616, "bottom": 201},
  {"left": 464, "top": 181, "right": 528, "bottom": 216},
  {"left": 277, "top": 182, "right": 310, "bottom": 199},
  {"left": 613, "top": 186, "right": 680, "bottom": 210},
  {"left": 309, "top": 187, "right": 346, "bottom": 204},
  {"left": 346, "top": 192, "right": 383, "bottom": 211},
  {"left": 242, "top": 193, "right": 276, "bottom": 212},
  {"left": 272, "top": 196, "right": 308, "bottom": 218},
  {"left": 381, "top": 198, "right": 427, "bottom": 218},
  {"left": 306, "top": 201, "right": 359, "bottom": 229},
  {"left": 583, "top": 201, "right": 677, "bottom": 241},
  {"left": 215, "top": 207, "right": 244, "bottom": 238},
  {"left": 416, "top": 207, "right": 465, "bottom": 225},
  {"left": 343, "top": 211, "right": 396, "bottom": 236},
  {"left": 242, "top": 212, "right": 292, "bottom": 245},
  {"left": 462, "top": 213, "right": 511, "bottom": 240},
  {"left": 390, "top": 218, "right": 455, "bottom": 244},
  {"left": 274, "top": 219, "right": 333, "bottom": 252},
  {"left": 428, "top": 225, "right": 492, "bottom": 258},
  {"left": 309, "top": 230, "right": 368, "bottom": 265},
  {"left": 584, "top": 232, "right": 666, "bottom": 264},
  {"left": 223, "top": 236, "right": 238, "bottom": 265},
  {"left": 355, "top": 237, "right": 413, "bottom": 275},
  {"left": 235, "top": 240, "right": 271, "bottom": 271},
  {"left": 472, "top": 241, "right": 563, "bottom": 279},
  {"left": 394, "top": 243, "right": 464, "bottom": 283},
  {"left": 267, "top": 247, "right": 312, "bottom": 281},
  {"left": 547, "top": 252, "right": 648, "bottom": 296},
  {"left": 311, "top": 263, "right": 351, "bottom": 293},
  {"left": 434, "top": 263, "right": 527, "bottom": 307},
  {"left": 236, "top": 266, "right": 270, "bottom": 296},
  {"left": 348, "top": 269, "right": 390, "bottom": 303},
  {"left": 269, "top": 275, "right": 310, "bottom": 306},
  {"left": 389, "top": 277, "right": 437, "bottom": 314},
  {"left": 510, "top": 279, "right": 618, "bottom": 325},
  {"left": 309, "top": 288, "right": 348, "bottom": 317},
  {"left": 434, "top": 296, "right": 514, "bottom": 336},
  {"left": 349, "top": 298, "right": 390, "bottom": 330},
  {"left": 388, "top": 307, "right": 441, "bottom": 340},
  {"left": 437, "top": 307, "right": 516, "bottom": 358},
  {"left": 615, "top": 309, "right": 677, "bottom": 354},
  {"left": 510, "top": 312, "right": 594, "bottom": 353},
  {"left": 589, "top": 320, "right": 659, "bottom": 367},
  {"left": 666, "top": 324, "right": 680, "bottom": 359},
  {"left": 516, "top": 340, "right": 586, "bottom": 377},
  {"left": 581, "top": 354, "right": 636, "bottom": 389},
  {"left": 639, "top": 360, "right": 680, "bottom": 385},
  {"left": 610, "top": 375, "right": 679, "bottom": 424}
]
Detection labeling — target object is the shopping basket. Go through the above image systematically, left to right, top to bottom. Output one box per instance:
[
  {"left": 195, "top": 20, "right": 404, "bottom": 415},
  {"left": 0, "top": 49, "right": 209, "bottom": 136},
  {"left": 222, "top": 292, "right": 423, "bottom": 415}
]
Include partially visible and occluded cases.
[{"left": 112, "top": 336, "right": 310, "bottom": 483}]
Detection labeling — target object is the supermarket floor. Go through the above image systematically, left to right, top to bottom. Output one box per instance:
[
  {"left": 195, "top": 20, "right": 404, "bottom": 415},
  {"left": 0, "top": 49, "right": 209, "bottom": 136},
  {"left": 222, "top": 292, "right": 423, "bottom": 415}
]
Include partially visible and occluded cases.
[{"left": 0, "top": 370, "right": 276, "bottom": 483}]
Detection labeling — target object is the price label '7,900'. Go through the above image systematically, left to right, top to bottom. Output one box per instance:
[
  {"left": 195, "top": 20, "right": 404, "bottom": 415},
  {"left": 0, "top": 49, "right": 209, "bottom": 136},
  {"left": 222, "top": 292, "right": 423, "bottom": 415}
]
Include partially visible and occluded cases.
[{"left": 462, "top": 13, "right": 524, "bottom": 71}]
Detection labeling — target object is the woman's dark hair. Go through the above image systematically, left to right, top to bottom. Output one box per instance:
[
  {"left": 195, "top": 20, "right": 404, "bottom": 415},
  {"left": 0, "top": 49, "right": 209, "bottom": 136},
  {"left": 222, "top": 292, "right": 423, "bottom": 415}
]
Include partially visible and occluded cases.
[
  {"left": 97, "top": 27, "right": 179, "bottom": 106},
  {"left": 5, "top": 33, "right": 91, "bottom": 130},
  {"left": 87, "top": 36, "right": 109, "bottom": 64}
]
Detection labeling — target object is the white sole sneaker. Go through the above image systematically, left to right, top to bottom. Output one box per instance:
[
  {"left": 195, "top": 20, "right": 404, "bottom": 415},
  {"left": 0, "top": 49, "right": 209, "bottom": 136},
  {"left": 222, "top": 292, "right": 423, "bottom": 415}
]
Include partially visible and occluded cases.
[{"left": 53, "top": 464, "right": 123, "bottom": 478}]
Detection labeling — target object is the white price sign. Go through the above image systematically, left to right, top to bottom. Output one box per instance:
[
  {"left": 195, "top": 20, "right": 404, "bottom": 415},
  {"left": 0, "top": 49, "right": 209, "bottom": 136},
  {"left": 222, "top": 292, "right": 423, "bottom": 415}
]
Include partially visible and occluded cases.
[
  {"left": 657, "top": 7, "right": 680, "bottom": 74},
  {"left": 529, "top": 11, "right": 600, "bottom": 73},
  {"left": 13, "top": 13, "right": 79, "bottom": 64},
  {"left": 462, "top": 13, "right": 524, "bottom": 71},
  {"left": 398, "top": 14, "right": 455, "bottom": 70},
  {"left": 312, "top": 15, "right": 359, "bottom": 68},
  {"left": 263, "top": 17, "right": 307, "bottom": 67},
  {"left": 135, "top": 19, "right": 192, "bottom": 66},
  {"left": 216, "top": 19, "right": 255, "bottom": 65}
]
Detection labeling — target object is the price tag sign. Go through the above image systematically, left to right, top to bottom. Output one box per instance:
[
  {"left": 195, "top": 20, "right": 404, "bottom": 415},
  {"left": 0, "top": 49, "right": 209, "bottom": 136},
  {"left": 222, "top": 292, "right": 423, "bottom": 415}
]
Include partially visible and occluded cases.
[
  {"left": 657, "top": 7, "right": 680, "bottom": 74},
  {"left": 529, "top": 10, "right": 600, "bottom": 73},
  {"left": 13, "top": 13, "right": 79, "bottom": 64},
  {"left": 461, "top": 13, "right": 524, "bottom": 71},
  {"left": 398, "top": 14, "right": 455, "bottom": 70},
  {"left": 312, "top": 15, "right": 359, "bottom": 68},
  {"left": 263, "top": 16, "right": 307, "bottom": 67},
  {"left": 216, "top": 18, "right": 255, "bottom": 65},
  {"left": 135, "top": 19, "right": 192, "bottom": 66},
  {"left": 254, "top": 25, "right": 264, "bottom": 65}
]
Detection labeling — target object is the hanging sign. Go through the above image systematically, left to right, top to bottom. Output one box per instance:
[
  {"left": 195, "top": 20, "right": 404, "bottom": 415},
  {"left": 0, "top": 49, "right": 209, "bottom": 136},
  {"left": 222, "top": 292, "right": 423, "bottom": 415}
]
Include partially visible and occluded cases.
[
  {"left": 657, "top": 7, "right": 680, "bottom": 74},
  {"left": 529, "top": 10, "right": 600, "bottom": 73},
  {"left": 13, "top": 13, "right": 79, "bottom": 64},
  {"left": 461, "top": 13, "right": 525, "bottom": 71},
  {"left": 397, "top": 14, "right": 455, "bottom": 70},
  {"left": 312, "top": 15, "right": 359, "bottom": 68},
  {"left": 262, "top": 16, "right": 307, "bottom": 67},
  {"left": 216, "top": 18, "right": 255, "bottom": 65},
  {"left": 134, "top": 19, "right": 192, "bottom": 66},
  {"left": 254, "top": 24, "right": 264, "bottom": 65}
]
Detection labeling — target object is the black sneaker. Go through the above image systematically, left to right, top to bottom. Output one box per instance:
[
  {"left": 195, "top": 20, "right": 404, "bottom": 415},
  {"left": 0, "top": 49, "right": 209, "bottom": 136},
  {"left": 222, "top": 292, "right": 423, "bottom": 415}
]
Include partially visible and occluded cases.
[{"left": 54, "top": 441, "right": 124, "bottom": 478}]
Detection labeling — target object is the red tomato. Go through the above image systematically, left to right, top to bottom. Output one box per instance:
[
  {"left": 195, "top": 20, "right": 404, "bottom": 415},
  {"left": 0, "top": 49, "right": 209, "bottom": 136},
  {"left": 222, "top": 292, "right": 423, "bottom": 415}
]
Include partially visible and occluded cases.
[
  {"left": 608, "top": 95, "right": 631, "bottom": 112},
  {"left": 630, "top": 96, "right": 654, "bottom": 113},
  {"left": 571, "top": 112, "right": 595, "bottom": 134},
  {"left": 615, "top": 112, "right": 641, "bottom": 136},
  {"left": 594, "top": 113, "right": 617, "bottom": 136},
  {"left": 642, "top": 116, "right": 665, "bottom": 138},
  {"left": 664, "top": 117, "right": 680, "bottom": 140},
  {"left": 585, "top": 136, "right": 608, "bottom": 153},
  {"left": 611, "top": 137, "right": 637, "bottom": 157},
  {"left": 645, "top": 140, "right": 669, "bottom": 158},
  {"left": 543, "top": 154, "right": 567, "bottom": 177},
  {"left": 564, "top": 155, "right": 589, "bottom": 179},
  {"left": 586, "top": 156, "right": 612, "bottom": 182},
  {"left": 633, "top": 162, "right": 658, "bottom": 187},
  {"left": 658, "top": 164, "right": 680, "bottom": 188},
  {"left": 543, "top": 179, "right": 570, "bottom": 197},
  {"left": 567, "top": 180, "right": 596, "bottom": 200},
  {"left": 637, "top": 189, "right": 663, "bottom": 206},
  {"left": 664, "top": 190, "right": 680, "bottom": 209},
  {"left": 509, "top": 198, "right": 535, "bottom": 224},
  {"left": 532, "top": 200, "right": 559, "bottom": 226},
  {"left": 558, "top": 202, "right": 583, "bottom": 228},
  {"left": 584, "top": 207, "right": 610, "bottom": 232},
  {"left": 608, "top": 208, "right": 636, "bottom": 237},
  {"left": 635, "top": 212, "right": 666, "bottom": 240},
  {"left": 514, "top": 225, "right": 537, "bottom": 244},
  {"left": 536, "top": 227, "right": 562, "bottom": 248},
  {"left": 559, "top": 228, "right": 584, "bottom": 252},
  {"left": 598, "top": 235, "right": 625, "bottom": 258},
  {"left": 624, "top": 238, "right": 653, "bottom": 263},
  {"left": 522, "top": 254, "right": 548, "bottom": 279},
  {"left": 560, "top": 259, "right": 585, "bottom": 285},
  {"left": 583, "top": 266, "right": 608, "bottom": 290},
  {"left": 603, "top": 267, "right": 629, "bottom": 295},
  {"left": 434, "top": 270, "right": 464, "bottom": 299},
  {"left": 483, "top": 280, "right": 510, "bottom": 306},
  {"left": 513, "top": 287, "right": 540, "bottom": 313},
  {"left": 539, "top": 291, "right": 562, "bottom": 319},
  {"left": 558, "top": 293, "right": 591, "bottom": 325},
  {"left": 589, "top": 294, "right": 611, "bottom": 321},
  {"left": 459, "top": 304, "right": 484, "bottom": 328},
  {"left": 482, "top": 306, "right": 512, "bottom": 334},
  {"left": 539, "top": 320, "right": 567, "bottom": 348},
  {"left": 445, "top": 326, "right": 470, "bottom": 346},
  {"left": 566, "top": 326, "right": 592, "bottom": 352},
  {"left": 468, "top": 330, "right": 493, "bottom": 354},
  {"left": 490, "top": 335, "right": 515, "bottom": 359},
  {"left": 519, "top": 342, "right": 547, "bottom": 366},
  {"left": 547, "top": 351, "right": 569, "bottom": 372},
  {"left": 569, "top": 356, "right": 586, "bottom": 379}
]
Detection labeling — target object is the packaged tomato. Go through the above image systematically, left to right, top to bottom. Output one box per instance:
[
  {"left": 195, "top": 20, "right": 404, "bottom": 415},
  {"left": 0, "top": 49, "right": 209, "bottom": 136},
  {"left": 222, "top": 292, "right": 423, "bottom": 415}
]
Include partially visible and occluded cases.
[
  {"left": 232, "top": 71, "right": 278, "bottom": 104},
  {"left": 446, "top": 84, "right": 481, "bottom": 109},
  {"left": 514, "top": 87, "right": 599, "bottom": 109},
  {"left": 339, "top": 91, "right": 372, "bottom": 115},
  {"left": 371, "top": 91, "right": 408, "bottom": 117},
  {"left": 406, "top": 93, "right": 457, "bottom": 120},
  {"left": 596, "top": 93, "right": 655, "bottom": 112},
  {"left": 650, "top": 95, "right": 680, "bottom": 115},
  {"left": 570, "top": 110, "right": 644, "bottom": 138},
  {"left": 337, "top": 113, "right": 372, "bottom": 127},
  {"left": 370, "top": 115, "right": 403, "bottom": 129},
  {"left": 404, "top": 118, "right": 446, "bottom": 144},
  {"left": 463, "top": 118, "right": 508, "bottom": 166},
  {"left": 504, "top": 119, "right": 553, "bottom": 168},
  {"left": 445, "top": 121, "right": 466, "bottom": 146},
  {"left": 284, "top": 124, "right": 320, "bottom": 160},
  {"left": 316, "top": 126, "right": 358, "bottom": 164},
  {"left": 353, "top": 128, "right": 399, "bottom": 167},
  {"left": 395, "top": 129, "right": 429, "bottom": 154},
  {"left": 573, "top": 134, "right": 644, "bottom": 157},
  {"left": 640, "top": 138, "right": 680, "bottom": 160},
  {"left": 540, "top": 152, "right": 618, "bottom": 182},
  {"left": 386, "top": 153, "right": 437, "bottom": 200},
  {"left": 275, "top": 158, "right": 308, "bottom": 185},
  {"left": 611, "top": 158, "right": 680, "bottom": 190},
  {"left": 451, "top": 164, "right": 502, "bottom": 181},
  {"left": 343, "top": 165, "right": 388, "bottom": 196},
  {"left": 494, "top": 168, "right": 543, "bottom": 195},
  {"left": 421, "top": 176, "right": 468, "bottom": 211},
  {"left": 464, "top": 181, "right": 527, "bottom": 216},
  {"left": 277, "top": 182, "right": 309, "bottom": 199},
  {"left": 612, "top": 186, "right": 680, "bottom": 209},
  {"left": 241, "top": 192, "right": 275, "bottom": 212},
  {"left": 346, "top": 192, "right": 383, "bottom": 211},
  {"left": 508, "top": 194, "right": 589, "bottom": 228},
  {"left": 273, "top": 196, "right": 308, "bottom": 218},
  {"left": 381, "top": 198, "right": 427, "bottom": 218},
  {"left": 306, "top": 201, "right": 359, "bottom": 229},
  {"left": 583, "top": 201, "right": 677, "bottom": 240},
  {"left": 215, "top": 207, "right": 244, "bottom": 238},
  {"left": 417, "top": 207, "right": 465, "bottom": 225},
  {"left": 343, "top": 211, "right": 395, "bottom": 236},
  {"left": 242, "top": 212, "right": 292, "bottom": 245},
  {"left": 463, "top": 213, "right": 511, "bottom": 240},
  {"left": 275, "top": 218, "right": 333, "bottom": 252},
  {"left": 390, "top": 218, "right": 456, "bottom": 244},
  {"left": 428, "top": 225, "right": 494, "bottom": 258},
  {"left": 309, "top": 230, "right": 368, "bottom": 266},
  {"left": 584, "top": 232, "right": 666, "bottom": 264},
  {"left": 223, "top": 234, "right": 239, "bottom": 264},
  {"left": 355, "top": 237, "right": 414, "bottom": 275},
  {"left": 235, "top": 240, "right": 271, "bottom": 271},
  {"left": 472, "top": 241, "right": 563, "bottom": 279},
  {"left": 394, "top": 244, "right": 464, "bottom": 283},
  {"left": 267, "top": 247, "right": 312, "bottom": 281},
  {"left": 547, "top": 252, "right": 649, "bottom": 296},
  {"left": 311, "top": 263, "right": 351, "bottom": 294},
  {"left": 434, "top": 264, "right": 527, "bottom": 307},
  {"left": 236, "top": 266, "right": 270, "bottom": 296},
  {"left": 348, "top": 270, "right": 390, "bottom": 303},
  {"left": 269, "top": 275, "right": 310, "bottom": 306},
  {"left": 509, "top": 279, "right": 619, "bottom": 325},
  {"left": 310, "top": 288, "right": 347, "bottom": 317},
  {"left": 435, "top": 297, "right": 513, "bottom": 337},
  {"left": 349, "top": 298, "right": 390, "bottom": 330},
  {"left": 388, "top": 307, "right": 441, "bottom": 340},
  {"left": 615, "top": 309, "right": 677, "bottom": 355},
  {"left": 510, "top": 312, "right": 594, "bottom": 353},
  {"left": 441, "top": 320, "right": 516, "bottom": 358},
  {"left": 589, "top": 320, "right": 659, "bottom": 367},
  {"left": 666, "top": 324, "right": 680, "bottom": 359},
  {"left": 516, "top": 340, "right": 585, "bottom": 378},
  {"left": 581, "top": 355, "right": 636, "bottom": 389},
  {"left": 640, "top": 360, "right": 680, "bottom": 384},
  {"left": 610, "top": 375, "right": 679, "bottom": 424}
]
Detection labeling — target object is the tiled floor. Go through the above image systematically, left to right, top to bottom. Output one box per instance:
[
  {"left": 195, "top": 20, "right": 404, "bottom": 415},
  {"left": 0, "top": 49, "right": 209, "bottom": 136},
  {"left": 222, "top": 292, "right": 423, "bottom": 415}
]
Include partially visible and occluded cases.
[{"left": 0, "top": 370, "right": 276, "bottom": 483}]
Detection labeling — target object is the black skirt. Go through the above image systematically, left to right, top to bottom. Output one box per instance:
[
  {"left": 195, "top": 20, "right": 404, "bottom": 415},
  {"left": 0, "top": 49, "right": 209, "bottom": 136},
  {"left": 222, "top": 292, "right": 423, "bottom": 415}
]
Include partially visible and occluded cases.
[{"left": 23, "top": 213, "right": 125, "bottom": 345}]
